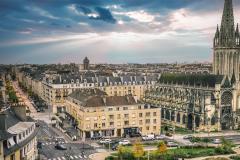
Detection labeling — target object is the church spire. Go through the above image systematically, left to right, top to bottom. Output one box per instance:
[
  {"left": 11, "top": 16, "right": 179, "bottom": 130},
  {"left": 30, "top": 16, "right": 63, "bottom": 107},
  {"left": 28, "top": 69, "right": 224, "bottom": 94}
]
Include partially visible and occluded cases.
[
  {"left": 218, "top": 0, "right": 235, "bottom": 47},
  {"left": 221, "top": 0, "right": 234, "bottom": 30}
]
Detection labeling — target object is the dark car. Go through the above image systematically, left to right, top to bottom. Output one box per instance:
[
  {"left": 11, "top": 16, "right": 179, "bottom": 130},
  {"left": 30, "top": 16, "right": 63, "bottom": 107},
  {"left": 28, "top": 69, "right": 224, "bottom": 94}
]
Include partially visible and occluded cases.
[
  {"left": 91, "top": 134, "right": 102, "bottom": 140},
  {"left": 37, "top": 142, "right": 42, "bottom": 149},
  {"left": 112, "top": 143, "right": 119, "bottom": 151},
  {"left": 55, "top": 144, "right": 67, "bottom": 150}
]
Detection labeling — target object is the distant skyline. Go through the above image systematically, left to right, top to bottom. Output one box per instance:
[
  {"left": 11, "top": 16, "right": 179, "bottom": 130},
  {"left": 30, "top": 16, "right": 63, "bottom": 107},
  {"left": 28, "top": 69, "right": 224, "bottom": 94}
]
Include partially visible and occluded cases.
[{"left": 0, "top": 0, "right": 240, "bottom": 64}]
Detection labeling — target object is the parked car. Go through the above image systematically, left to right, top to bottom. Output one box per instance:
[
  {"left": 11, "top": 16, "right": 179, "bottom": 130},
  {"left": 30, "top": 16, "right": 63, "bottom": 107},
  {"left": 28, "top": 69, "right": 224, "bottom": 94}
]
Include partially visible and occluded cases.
[
  {"left": 123, "top": 132, "right": 142, "bottom": 138},
  {"left": 165, "top": 132, "right": 173, "bottom": 137},
  {"left": 91, "top": 134, "right": 102, "bottom": 140},
  {"left": 142, "top": 134, "right": 155, "bottom": 141},
  {"left": 155, "top": 135, "right": 165, "bottom": 140},
  {"left": 183, "top": 135, "right": 193, "bottom": 140},
  {"left": 212, "top": 138, "right": 221, "bottom": 144},
  {"left": 99, "top": 139, "right": 112, "bottom": 144},
  {"left": 119, "top": 139, "right": 131, "bottom": 146},
  {"left": 167, "top": 141, "right": 178, "bottom": 147},
  {"left": 37, "top": 142, "right": 42, "bottom": 149},
  {"left": 112, "top": 143, "right": 119, "bottom": 151},
  {"left": 55, "top": 144, "right": 67, "bottom": 150}
]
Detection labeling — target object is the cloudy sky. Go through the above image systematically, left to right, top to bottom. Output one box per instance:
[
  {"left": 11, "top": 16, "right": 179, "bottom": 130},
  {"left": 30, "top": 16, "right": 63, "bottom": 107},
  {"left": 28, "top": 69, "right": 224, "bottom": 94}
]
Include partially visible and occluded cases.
[{"left": 0, "top": 0, "right": 240, "bottom": 64}]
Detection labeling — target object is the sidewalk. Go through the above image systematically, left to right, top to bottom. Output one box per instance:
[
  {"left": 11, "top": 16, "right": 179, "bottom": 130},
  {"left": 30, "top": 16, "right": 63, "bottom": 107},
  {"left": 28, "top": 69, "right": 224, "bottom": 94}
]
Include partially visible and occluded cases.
[
  {"left": 89, "top": 152, "right": 111, "bottom": 160},
  {"left": 186, "top": 154, "right": 235, "bottom": 160}
]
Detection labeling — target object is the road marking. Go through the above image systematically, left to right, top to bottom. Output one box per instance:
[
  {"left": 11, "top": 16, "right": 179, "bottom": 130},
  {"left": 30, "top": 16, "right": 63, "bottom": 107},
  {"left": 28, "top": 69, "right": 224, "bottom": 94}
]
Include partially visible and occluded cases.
[
  {"left": 79, "top": 155, "right": 82, "bottom": 158},
  {"left": 84, "top": 155, "right": 87, "bottom": 158},
  {"left": 70, "top": 156, "right": 74, "bottom": 159},
  {"left": 74, "top": 156, "right": 78, "bottom": 159},
  {"left": 57, "top": 157, "right": 61, "bottom": 160},
  {"left": 61, "top": 157, "right": 65, "bottom": 160}
]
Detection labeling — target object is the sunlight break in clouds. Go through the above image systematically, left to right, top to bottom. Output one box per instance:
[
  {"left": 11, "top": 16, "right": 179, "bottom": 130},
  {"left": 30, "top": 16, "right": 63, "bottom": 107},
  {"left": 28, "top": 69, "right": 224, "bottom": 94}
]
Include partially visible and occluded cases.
[{"left": 113, "top": 10, "right": 155, "bottom": 23}]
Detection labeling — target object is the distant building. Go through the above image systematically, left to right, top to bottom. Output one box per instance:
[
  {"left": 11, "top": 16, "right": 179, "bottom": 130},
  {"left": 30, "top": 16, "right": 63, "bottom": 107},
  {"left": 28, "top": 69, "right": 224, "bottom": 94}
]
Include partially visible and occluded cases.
[
  {"left": 83, "top": 57, "right": 90, "bottom": 70},
  {"left": 65, "top": 89, "right": 161, "bottom": 139},
  {"left": 0, "top": 106, "right": 38, "bottom": 160}
]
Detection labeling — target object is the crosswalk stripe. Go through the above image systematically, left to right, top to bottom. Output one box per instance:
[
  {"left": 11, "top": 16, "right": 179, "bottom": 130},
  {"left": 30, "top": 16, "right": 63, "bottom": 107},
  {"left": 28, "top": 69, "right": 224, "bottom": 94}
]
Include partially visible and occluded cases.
[
  {"left": 79, "top": 155, "right": 82, "bottom": 158},
  {"left": 84, "top": 155, "right": 87, "bottom": 158},
  {"left": 70, "top": 156, "right": 74, "bottom": 159},
  {"left": 74, "top": 156, "right": 78, "bottom": 158},
  {"left": 57, "top": 157, "right": 61, "bottom": 160},
  {"left": 61, "top": 157, "right": 65, "bottom": 160}
]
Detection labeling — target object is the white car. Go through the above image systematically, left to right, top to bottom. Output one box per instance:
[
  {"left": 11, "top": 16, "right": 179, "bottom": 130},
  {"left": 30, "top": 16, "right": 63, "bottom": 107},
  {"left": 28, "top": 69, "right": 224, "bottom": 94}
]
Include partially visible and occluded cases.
[
  {"left": 142, "top": 134, "right": 155, "bottom": 141},
  {"left": 155, "top": 135, "right": 165, "bottom": 140},
  {"left": 183, "top": 135, "right": 193, "bottom": 140},
  {"left": 212, "top": 138, "right": 221, "bottom": 144},
  {"left": 99, "top": 139, "right": 112, "bottom": 144},
  {"left": 119, "top": 139, "right": 131, "bottom": 145},
  {"left": 167, "top": 141, "right": 178, "bottom": 147}
]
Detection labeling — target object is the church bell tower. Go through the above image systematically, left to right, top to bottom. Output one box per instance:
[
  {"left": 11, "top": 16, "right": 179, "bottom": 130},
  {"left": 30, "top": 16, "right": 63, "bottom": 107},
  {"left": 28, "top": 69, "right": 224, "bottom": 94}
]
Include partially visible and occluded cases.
[{"left": 213, "top": 0, "right": 240, "bottom": 80}]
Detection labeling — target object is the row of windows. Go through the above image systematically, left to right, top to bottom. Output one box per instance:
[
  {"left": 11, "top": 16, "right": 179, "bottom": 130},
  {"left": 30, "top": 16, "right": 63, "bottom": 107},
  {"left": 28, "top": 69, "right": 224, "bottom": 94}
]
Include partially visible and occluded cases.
[{"left": 18, "top": 125, "right": 35, "bottom": 142}]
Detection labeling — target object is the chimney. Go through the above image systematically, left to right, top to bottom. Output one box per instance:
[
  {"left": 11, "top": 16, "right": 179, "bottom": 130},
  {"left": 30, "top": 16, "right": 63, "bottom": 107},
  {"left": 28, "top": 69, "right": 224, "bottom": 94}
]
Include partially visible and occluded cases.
[
  {"left": 12, "top": 105, "right": 27, "bottom": 121},
  {"left": 0, "top": 112, "right": 7, "bottom": 131}
]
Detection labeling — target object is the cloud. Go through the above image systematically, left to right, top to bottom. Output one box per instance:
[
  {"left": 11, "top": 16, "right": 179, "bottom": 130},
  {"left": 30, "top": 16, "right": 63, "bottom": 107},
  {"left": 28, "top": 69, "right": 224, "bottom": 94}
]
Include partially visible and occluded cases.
[
  {"left": 26, "top": 6, "right": 59, "bottom": 19},
  {"left": 89, "top": 7, "right": 117, "bottom": 24},
  {"left": 113, "top": 10, "right": 155, "bottom": 23}
]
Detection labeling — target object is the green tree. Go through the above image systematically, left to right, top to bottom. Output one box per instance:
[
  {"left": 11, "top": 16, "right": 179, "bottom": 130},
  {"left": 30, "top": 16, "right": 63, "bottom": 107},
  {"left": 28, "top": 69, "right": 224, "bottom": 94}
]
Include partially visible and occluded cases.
[
  {"left": 133, "top": 141, "right": 144, "bottom": 160},
  {"left": 157, "top": 141, "right": 167, "bottom": 154},
  {"left": 117, "top": 145, "right": 125, "bottom": 160}
]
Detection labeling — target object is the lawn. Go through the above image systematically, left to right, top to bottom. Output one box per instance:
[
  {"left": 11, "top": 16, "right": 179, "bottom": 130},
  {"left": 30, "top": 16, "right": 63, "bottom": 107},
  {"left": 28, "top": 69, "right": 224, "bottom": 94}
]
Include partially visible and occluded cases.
[{"left": 106, "top": 146, "right": 235, "bottom": 160}]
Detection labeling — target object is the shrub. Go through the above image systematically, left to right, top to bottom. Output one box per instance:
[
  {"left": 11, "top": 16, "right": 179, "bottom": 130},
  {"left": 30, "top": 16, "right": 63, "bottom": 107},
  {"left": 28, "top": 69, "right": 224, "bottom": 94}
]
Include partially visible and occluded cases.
[{"left": 230, "top": 155, "right": 240, "bottom": 160}]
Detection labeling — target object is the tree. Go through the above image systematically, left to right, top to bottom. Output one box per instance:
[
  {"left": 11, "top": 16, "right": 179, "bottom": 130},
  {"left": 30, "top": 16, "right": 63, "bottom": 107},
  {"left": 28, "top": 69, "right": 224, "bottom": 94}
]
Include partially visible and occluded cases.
[
  {"left": 133, "top": 141, "right": 144, "bottom": 160},
  {"left": 157, "top": 141, "right": 167, "bottom": 154},
  {"left": 117, "top": 145, "right": 125, "bottom": 160}
]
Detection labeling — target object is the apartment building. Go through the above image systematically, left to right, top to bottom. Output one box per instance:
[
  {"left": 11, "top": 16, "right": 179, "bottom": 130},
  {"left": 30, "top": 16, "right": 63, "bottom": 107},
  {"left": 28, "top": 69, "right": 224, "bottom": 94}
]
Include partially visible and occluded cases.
[
  {"left": 43, "top": 74, "right": 158, "bottom": 113},
  {"left": 65, "top": 89, "right": 161, "bottom": 140},
  {"left": 0, "top": 106, "right": 38, "bottom": 160}
]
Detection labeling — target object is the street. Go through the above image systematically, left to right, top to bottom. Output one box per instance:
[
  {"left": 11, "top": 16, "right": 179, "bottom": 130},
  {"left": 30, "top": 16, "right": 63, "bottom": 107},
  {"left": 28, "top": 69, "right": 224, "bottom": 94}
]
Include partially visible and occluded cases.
[{"left": 12, "top": 81, "right": 98, "bottom": 160}]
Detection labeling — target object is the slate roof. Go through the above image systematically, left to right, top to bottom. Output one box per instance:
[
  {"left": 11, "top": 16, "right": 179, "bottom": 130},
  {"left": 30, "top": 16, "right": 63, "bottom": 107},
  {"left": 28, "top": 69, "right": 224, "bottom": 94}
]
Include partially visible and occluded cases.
[
  {"left": 159, "top": 73, "right": 224, "bottom": 87},
  {"left": 50, "top": 74, "right": 158, "bottom": 85},
  {"left": 69, "top": 89, "right": 137, "bottom": 107}
]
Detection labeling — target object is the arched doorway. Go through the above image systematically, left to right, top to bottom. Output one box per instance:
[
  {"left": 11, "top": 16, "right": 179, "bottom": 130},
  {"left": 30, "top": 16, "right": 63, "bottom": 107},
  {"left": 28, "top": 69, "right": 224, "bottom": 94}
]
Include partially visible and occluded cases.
[
  {"left": 166, "top": 110, "right": 170, "bottom": 120},
  {"left": 171, "top": 111, "right": 175, "bottom": 121},
  {"left": 177, "top": 113, "right": 181, "bottom": 123},
  {"left": 182, "top": 114, "right": 186, "bottom": 124},
  {"left": 187, "top": 114, "right": 193, "bottom": 130},
  {"left": 195, "top": 115, "right": 200, "bottom": 128},
  {"left": 211, "top": 116, "right": 216, "bottom": 125}
]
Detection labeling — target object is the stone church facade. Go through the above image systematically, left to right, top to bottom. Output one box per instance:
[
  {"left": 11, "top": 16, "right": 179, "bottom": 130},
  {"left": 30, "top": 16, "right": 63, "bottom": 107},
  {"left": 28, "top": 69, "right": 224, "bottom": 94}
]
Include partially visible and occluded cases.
[{"left": 146, "top": 0, "right": 240, "bottom": 132}]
